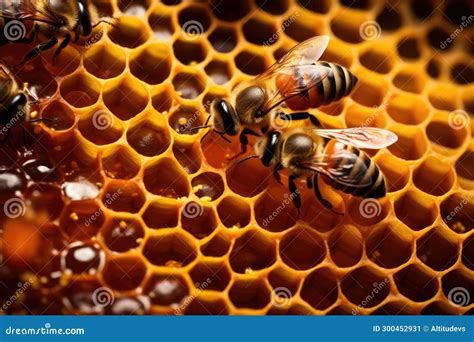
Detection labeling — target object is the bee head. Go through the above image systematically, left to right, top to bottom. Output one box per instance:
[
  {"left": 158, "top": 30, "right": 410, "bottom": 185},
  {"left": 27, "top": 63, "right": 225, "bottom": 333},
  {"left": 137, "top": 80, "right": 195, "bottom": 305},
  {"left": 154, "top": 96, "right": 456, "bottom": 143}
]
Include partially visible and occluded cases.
[
  {"left": 77, "top": 0, "right": 93, "bottom": 36},
  {"left": 210, "top": 99, "right": 239, "bottom": 136},
  {"left": 256, "top": 131, "right": 281, "bottom": 167}
]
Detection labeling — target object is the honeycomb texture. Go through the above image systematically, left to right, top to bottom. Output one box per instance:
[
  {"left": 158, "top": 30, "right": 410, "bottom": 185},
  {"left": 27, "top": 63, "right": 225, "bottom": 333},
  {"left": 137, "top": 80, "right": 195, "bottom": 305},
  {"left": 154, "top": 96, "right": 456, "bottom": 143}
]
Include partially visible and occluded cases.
[{"left": 0, "top": 0, "right": 473, "bottom": 315}]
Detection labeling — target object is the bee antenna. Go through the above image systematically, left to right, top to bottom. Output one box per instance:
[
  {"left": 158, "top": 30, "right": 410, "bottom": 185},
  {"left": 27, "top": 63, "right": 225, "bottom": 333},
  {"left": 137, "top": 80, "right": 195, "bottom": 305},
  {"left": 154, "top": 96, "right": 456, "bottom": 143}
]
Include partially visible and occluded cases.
[
  {"left": 189, "top": 124, "right": 212, "bottom": 132},
  {"left": 231, "top": 155, "right": 259, "bottom": 168}
]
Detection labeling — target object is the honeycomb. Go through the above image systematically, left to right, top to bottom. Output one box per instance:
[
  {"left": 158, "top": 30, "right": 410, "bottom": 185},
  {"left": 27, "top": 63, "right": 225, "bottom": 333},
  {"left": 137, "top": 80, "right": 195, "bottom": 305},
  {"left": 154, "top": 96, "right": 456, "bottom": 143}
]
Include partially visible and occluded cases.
[{"left": 0, "top": 0, "right": 473, "bottom": 315}]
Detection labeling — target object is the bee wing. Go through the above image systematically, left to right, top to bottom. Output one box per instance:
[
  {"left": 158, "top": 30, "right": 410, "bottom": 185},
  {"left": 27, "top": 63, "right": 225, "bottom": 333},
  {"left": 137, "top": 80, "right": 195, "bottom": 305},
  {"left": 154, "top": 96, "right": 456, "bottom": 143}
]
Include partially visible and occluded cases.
[
  {"left": 0, "top": 2, "right": 60, "bottom": 26},
  {"left": 316, "top": 127, "right": 398, "bottom": 149},
  {"left": 297, "top": 150, "right": 372, "bottom": 188}
]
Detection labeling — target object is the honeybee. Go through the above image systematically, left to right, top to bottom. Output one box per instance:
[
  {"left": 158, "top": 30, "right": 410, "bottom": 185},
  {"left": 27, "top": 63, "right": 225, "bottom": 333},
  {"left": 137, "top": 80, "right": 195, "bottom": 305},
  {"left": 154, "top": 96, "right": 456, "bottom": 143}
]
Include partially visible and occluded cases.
[
  {"left": 0, "top": 0, "right": 114, "bottom": 65},
  {"left": 196, "top": 36, "right": 358, "bottom": 153},
  {"left": 246, "top": 126, "right": 398, "bottom": 214}
]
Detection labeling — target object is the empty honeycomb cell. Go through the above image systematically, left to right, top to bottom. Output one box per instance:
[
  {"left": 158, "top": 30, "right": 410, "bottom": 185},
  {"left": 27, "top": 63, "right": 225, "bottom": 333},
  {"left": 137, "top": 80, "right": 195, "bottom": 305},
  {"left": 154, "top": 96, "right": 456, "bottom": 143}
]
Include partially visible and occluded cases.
[
  {"left": 91, "top": 0, "right": 114, "bottom": 16},
  {"left": 118, "top": 0, "right": 150, "bottom": 16},
  {"left": 210, "top": 0, "right": 251, "bottom": 22},
  {"left": 256, "top": 0, "right": 290, "bottom": 14},
  {"left": 297, "top": 0, "right": 331, "bottom": 13},
  {"left": 410, "top": 0, "right": 434, "bottom": 20},
  {"left": 178, "top": 5, "right": 212, "bottom": 33},
  {"left": 376, "top": 5, "right": 402, "bottom": 31},
  {"left": 148, "top": 8, "right": 175, "bottom": 40},
  {"left": 285, "top": 11, "right": 324, "bottom": 42},
  {"left": 331, "top": 11, "right": 370, "bottom": 43},
  {"left": 108, "top": 16, "right": 150, "bottom": 48},
  {"left": 243, "top": 16, "right": 278, "bottom": 46},
  {"left": 208, "top": 26, "right": 238, "bottom": 53},
  {"left": 427, "top": 27, "right": 453, "bottom": 51},
  {"left": 397, "top": 36, "right": 421, "bottom": 60},
  {"left": 173, "top": 39, "right": 208, "bottom": 65},
  {"left": 83, "top": 43, "right": 126, "bottom": 79},
  {"left": 130, "top": 43, "right": 172, "bottom": 84},
  {"left": 359, "top": 45, "right": 395, "bottom": 74},
  {"left": 42, "top": 46, "right": 82, "bottom": 77},
  {"left": 235, "top": 50, "right": 270, "bottom": 76},
  {"left": 426, "top": 57, "right": 441, "bottom": 79},
  {"left": 204, "top": 60, "right": 232, "bottom": 85},
  {"left": 452, "top": 62, "right": 474, "bottom": 85},
  {"left": 393, "top": 67, "right": 427, "bottom": 94},
  {"left": 172, "top": 71, "right": 206, "bottom": 99},
  {"left": 60, "top": 72, "right": 101, "bottom": 108},
  {"left": 351, "top": 72, "right": 389, "bottom": 107},
  {"left": 103, "top": 75, "right": 149, "bottom": 120},
  {"left": 151, "top": 84, "right": 174, "bottom": 112},
  {"left": 427, "top": 84, "right": 458, "bottom": 111},
  {"left": 386, "top": 93, "right": 430, "bottom": 125},
  {"left": 39, "top": 101, "right": 76, "bottom": 132},
  {"left": 344, "top": 104, "right": 387, "bottom": 129},
  {"left": 169, "top": 106, "right": 206, "bottom": 135},
  {"left": 78, "top": 108, "right": 124, "bottom": 145},
  {"left": 127, "top": 118, "right": 171, "bottom": 157},
  {"left": 388, "top": 127, "right": 427, "bottom": 160},
  {"left": 172, "top": 140, "right": 202, "bottom": 174},
  {"left": 102, "top": 145, "right": 141, "bottom": 179},
  {"left": 456, "top": 151, "right": 474, "bottom": 184},
  {"left": 375, "top": 154, "right": 410, "bottom": 192},
  {"left": 413, "top": 156, "right": 455, "bottom": 196},
  {"left": 143, "top": 158, "right": 190, "bottom": 198},
  {"left": 226, "top": 158, "right": 270, "bottom": 197},
  {"left": 191, "top": 172, "right": 225, "bottom": 200},
  {"left": 102, "top": 181, "right": 146, "bottom": 213},
  {"left": 254, "top": 186, "right": 299, "bottom": 232},
  {"left": 395, "top": 191, "right": 437, "bottom": 230},
  {"left": 440, "top": 192, "right": 474, "bottom": 234},
  {"left": 217, "top": 196, "right": 251, "bottom": 228},
  {"left": 348, "top": 197, "right": 390, "bottom": 226},
  {"left": 142, "top": 199, "right": 179, "bottom": 229},
  {"left": 59, "top": 200, "right": 105, "bottom": 240},
  {"left": 181, "top": 202, "right": 218, "bottom": 239},
  {"left": 101, "top": 216, "right": 145, "bottom": 252},
  {"left": 366, "top": 222, "right": 414, "bottom": 268},
  {"left": 328, "top": 225, "right": 363, "bottom": 267},
  {"left": 279, "top": 226, "right": 326, "bottom": 270},
  {"left": 417, "top": 226, "right": 459, "bottom": 271},
  {"left": 229, "top": 229, "right": 276, "bottom": 273},
  {"left": 143, "top": 231, "right": 197, "bottom": 267},
  {"left": 201, "top": 231, "right": 231, "bottom": 257},
  {"left": 462, "top": 234, "right": 473, "bottom": 270},
  {"left": 61, "top": 242, "right": 104, "bottom": 274},
  {"left": 103, "top": 255, "right": 147, "bottom": 291},
  {"left": 189, "top": 260, "right": 231, "bottom": 291},
  {"left": 394, "top": 264, "right": 438, "bottom": 302},
  {"left": 268, "top": 266, "right": 300, "bottom": 299},
  {"left": 341, "top": 266, "right": 391, "bottom": 308},
  {"left": 301, "top": 267, "right": 338, "bottom": 310},
  {"left": 441, "top": 269, "right": 473, "bottom": 306},
  {"left": 229, "top": 278, "right": 271, "bottom": 310},
  {"left": 183, "top": 296, "right": 230, "bottom": 315},
  {"left": 372, "top": 301, "right": 418, "bottom": 315},
  {"left": 421, "top": 301, "right": 460, "bottom": 315}
]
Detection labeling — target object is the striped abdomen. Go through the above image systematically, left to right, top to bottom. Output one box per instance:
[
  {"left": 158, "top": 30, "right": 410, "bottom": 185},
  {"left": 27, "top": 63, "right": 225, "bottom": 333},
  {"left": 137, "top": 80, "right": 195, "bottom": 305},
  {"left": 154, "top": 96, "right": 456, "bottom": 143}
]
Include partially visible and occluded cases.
[{"left": 322, "top": 139, "right": 386, "bottom": 198}]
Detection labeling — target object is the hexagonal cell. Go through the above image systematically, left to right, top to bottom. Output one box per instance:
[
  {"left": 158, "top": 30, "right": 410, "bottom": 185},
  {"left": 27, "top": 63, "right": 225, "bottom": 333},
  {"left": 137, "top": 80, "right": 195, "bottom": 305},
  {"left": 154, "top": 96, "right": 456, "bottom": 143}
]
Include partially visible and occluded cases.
[
  {"left": 118, "top": 0, "right": 150, "bottom": 16},
  {"left": 210, "top": 0, "right": 251, "bottom": 22},
  {"left": 256, "top": 0, "right": 289, "bottom": 14},
  {"left": 297, "top": 0, "right": 331, "bottom": 13},
  {"left": 410, "top": 0, "right": 434, "bottom": 20},
  {"left": 178, "top": 4, "right": 211, "bottom": 34},
  {"left": 148, "top": 6, "right": 175, "bottom": 40},
  {"left": 376, "top": 6, "right": 402, "bottom": 31},
  {"left": 285, "top": 11, "right": 324, "bottom": 42},
  {"left": 330, "top": 11, "right": 367, "bottom": 44},
  {"left": 108, "top": 15, "right": 150, "bottom": 48},
  {"left": 243, "top": 16, "right": 277, "bottom": 45},
  {"left": 208, "top": 26, "right": 238, "bottom": 53},
  {"left": 427, "top": 27, "right": 453, "bottom": 51},
  {"left": 397, "top": 36, "right": 421, "bottom": 60},
  {"left": 173, "top": 39, "right": 207, "bottom": 65},
  {"left": 83, "top": 43, "right": 126, "bottom": 79},
  {"left": 130, "top": 43, "right": 172, "bottom": 85},
  {"left": 359, "top": 45, "right": 395, "bottom": 74},
  {"left": 42, "top": 46, "right": 81, "bottom": 77},
  {"left": 235, "top": 50, "right": 270, "bottom": 76},
  {"left": 426, "top": 57, "right": 441, "bottom": 78},
  {"left": 204, "top": 60, "right": 232, "bottom": 85},
  {"left": 393, "top": 67, "right": 427, "bottom": 93},
  {"left": 172, "top": 71, "right": 206, "bottom": 100},
  {"left": 60, "top": 72, "right": 100, "bottom": 108},
  {"left": 351, "top": 73, "right": 389, "bottom": 107},
  {"left": 103, "top": 75, "right": 149, "bottom": 121},
  {"left": 151, "top": 84, "right": 174, "bottom": 113},
  {"left": 427, "top": 84, "right": 458, "bottom": 111},
  {"left": 386, "top": 93, "right": 430, "bottom": 125},
  {"left": 40, "top": 100, "right": 76, "bottom": 131},
  {"left": 344, "top": 103, "right": 387, "bottom": 128},
  {"left": 78, "top": 107, "right": 124, "bottom": 145},
  {"left": 127, "top": 119, "right": 171, "bottom": 157},
  {"left": 431, "top": 122, "right": 468, "bottom": 152},
  {"left": 388, "top": 127, "right": 427, "bottom": 160},
  {"left": 172, "top": 140, "right": 202, "bottom": 174},
  {"left": 101, "top": 145, "right": 141, "bottom": 179},
  {"left": 456, "top": 151, "right": 474, "bottom": 183},
  {"left": 375, "top": 154, "right": 409, "bottom": 192},
  {"left": 226, "top": 157, "right": 270, "bottom": 198},
  {"left": 413, "top": 157, "right": 455, "bottom": 196},
  {"left": 143, "top": 158, "right": 189, "bottom": 198},
  {"left": 191, "top": 172, "right": 224, "bottom": 201},
  {"left": 102, "top": 180, "right": 145, "bottom": 214},
  {"left": 254, "top": 186, "right": 299, "bottom": 232},
  {"left": 395, "top": 191, "right": 437, "bottom": 231},
  {"left": 440, "top": 192, "right": 474, "bottom": 234},
  {"left": 217, "top": 196, "right": 251, "bottom": 228},
  {"left": 348, "top": 197, "right": 391, "bottom": 227},
  {"left": 142, "top": 199, "right": 179, "bottom": 230},
  {"left": 59, "top": 200, "right": 105, "bottom": 240},
  {"left": 181, "top": 201, "right": 218, "bottom": 239},
  {"left": 101, "top": 216, "right": 145, "bottom": 253},
  {"left": 366, "top": 222, "right": 414, "bottom": 268},
  {"left": 328, "top": 225, "right": 363, "bottom": 267},
  {"left": 280, "top": 226, "right": 326, "bottom": 270},
  {"left": 417, "top": 227, "right": 459, "bottom": 271},
  {"left": 229, "top": 229, "right": 276, "bottom": 273},
  {"left": 201, "top": 231, "right": 231, "bottom": 257},
  {"left": 143, "top": 232, "right": 197, "bottom": 267},
  {"left": 462, "top": 234, "right": 473, "bottom": 270},
  {"left": 61, "top": 242, "right": 104, "bottom": 274},
  {"left": 103, "top": 255, "right": 147, "bottom": 291},
  {"left": 189, "top": 261, "right": 231, "bottom": 291},
  {"left": 394, "top": 264, "right": 438, "bottom": 302},
  {"left": 341, "top": 266, "right": 391, "bottom": 308},
  {"left": 268, "top": 267, "right": 300, "bottom": 301},
  {"left": 301, "top": 267, "right": 338, "bottom": 310},
  {"left": 442, "top": 269, "right": 473, "bottom": 307},
  {"left": 144, "top": 273, "right": 189, "bottom": 306},
  {"left": 228, "top": 278, "right": 271, "bottom": 310},
  {"left": 63, "top": 279, "right": 106, "bottom": 313},
  {"left": 183, "top": 296, "right": 229, "bottom": 315},
  {"left": 372, "top": 301, "right": 418, "bottom": 315},
  {"left": 421, "top": 301, "right": 460, "bottom": 315}
]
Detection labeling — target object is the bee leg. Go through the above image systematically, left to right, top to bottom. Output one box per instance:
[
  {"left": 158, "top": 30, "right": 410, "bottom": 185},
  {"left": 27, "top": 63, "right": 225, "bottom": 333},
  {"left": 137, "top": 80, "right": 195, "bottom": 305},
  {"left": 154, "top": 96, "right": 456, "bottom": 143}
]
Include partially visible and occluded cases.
[
  {"left": 52, "top": 34, "right": 71, "bottom": 64},
  {"left": 19, "top": 36, "right": 58, "bottom": 67},
  {"left": 278, "top": 112, "right": 322, "bottom": 128},
  {"left": 229, "top": 128, "right": 260, "bottom": 160},
  {"left": 213, "top": 130, "right": 231, "bottom": 143},
  {"left": 272, "top": 164, "right": 283, "bottom": 185},
  {"left": 314, "top": 174, "right": 343, "bottom": 215},
  {"left": 289, "top": 175, "right": 301, "bottom": 219},
  {"left": 306, "top": 176, "right": 313, "bottom": 189}
]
